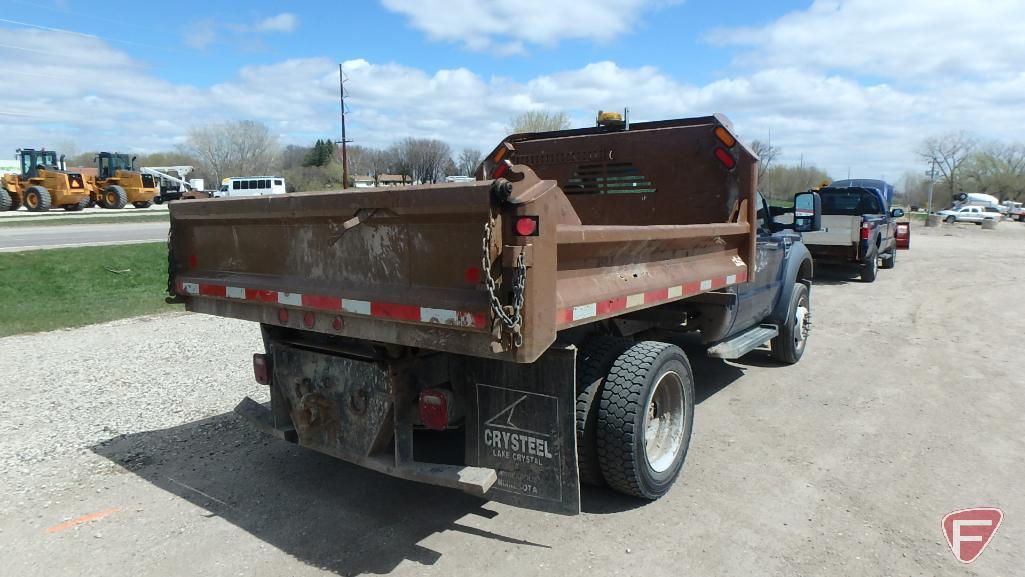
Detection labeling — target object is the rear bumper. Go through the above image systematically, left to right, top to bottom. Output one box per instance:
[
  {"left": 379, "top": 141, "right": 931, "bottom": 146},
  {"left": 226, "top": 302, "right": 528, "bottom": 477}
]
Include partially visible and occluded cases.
[
  {"left": 807, "top": 243, "right": 860, "bottom": 264},
  {"left": 237, "top": 335, "right": 581, "bottom": 514},
  {"left": 235, "top": 396, "right": 498, "bottom": 496}
]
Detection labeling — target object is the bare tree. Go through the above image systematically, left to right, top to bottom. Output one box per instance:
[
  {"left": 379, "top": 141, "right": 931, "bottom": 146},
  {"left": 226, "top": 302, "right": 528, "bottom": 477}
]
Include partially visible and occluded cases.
[
  {"left": 508, "top": 110, "right": 571, "bottom": 134},
  {"left": 186, "top": 120, "right": 279, "bottom": 182},
  {"left": 918, "top": 131, "right": 976, "bottom": 198},
  {"left": 391, "top": 138, "right": 452, "bottom": 183},
  {"left": 749, "top": 140, "right": 781, "bottom": 187},
  {"left": 962, "top": 142, "right": 1025, "bottom": 201},
  {"left": 345, "top": 145, "right": 375, "bottom": 179},
  {"left": 456, "top": 148, "right": 482, "bottom": 176},
  {"left": 760, "top": 164, "right": 831, "bottom": 201}
]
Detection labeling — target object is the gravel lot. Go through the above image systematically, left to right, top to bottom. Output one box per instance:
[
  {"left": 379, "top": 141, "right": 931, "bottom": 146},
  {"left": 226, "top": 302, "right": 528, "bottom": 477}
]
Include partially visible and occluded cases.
[{"left": 2, "top": 221, "right": 1023, "bottom": 576}]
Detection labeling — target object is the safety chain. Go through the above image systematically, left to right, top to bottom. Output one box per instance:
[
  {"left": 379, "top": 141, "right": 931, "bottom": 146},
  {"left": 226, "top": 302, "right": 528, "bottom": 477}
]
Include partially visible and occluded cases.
[{"left": 481, "top": 217, "right": 527, "bottom": 348}]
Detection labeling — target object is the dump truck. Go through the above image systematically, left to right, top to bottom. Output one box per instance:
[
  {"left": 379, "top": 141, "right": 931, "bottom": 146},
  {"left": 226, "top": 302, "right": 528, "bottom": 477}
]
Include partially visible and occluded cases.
[
  {"left": 167, "top": 114, "right": 822, "bottom": 514},
  {"left": 1, "top": 149, "right": 90, "bottom": 212},
  {"left": 85, "top": 152, "right": 159, "bottom": 209}
]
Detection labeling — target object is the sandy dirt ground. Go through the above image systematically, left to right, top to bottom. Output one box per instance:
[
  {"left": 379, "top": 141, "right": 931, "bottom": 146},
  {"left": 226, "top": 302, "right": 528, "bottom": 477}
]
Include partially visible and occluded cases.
[{"left": 2, "top": 221, "right": 1023, "bottom": 576}]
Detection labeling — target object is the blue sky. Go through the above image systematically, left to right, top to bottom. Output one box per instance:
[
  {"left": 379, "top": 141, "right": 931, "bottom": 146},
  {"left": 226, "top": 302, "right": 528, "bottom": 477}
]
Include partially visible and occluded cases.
[{"left": 2, "top": 0, "right": 1024, "bottom": 183}]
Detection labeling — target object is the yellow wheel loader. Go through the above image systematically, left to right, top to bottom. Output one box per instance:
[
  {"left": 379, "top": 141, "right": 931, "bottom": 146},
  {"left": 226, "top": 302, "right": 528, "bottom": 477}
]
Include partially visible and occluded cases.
[
  {"left": 1, "top": 149, "right": 90, "bottom": 212},
  {"left": 85, "top": 152, "right": 159, "bottom": 209}
]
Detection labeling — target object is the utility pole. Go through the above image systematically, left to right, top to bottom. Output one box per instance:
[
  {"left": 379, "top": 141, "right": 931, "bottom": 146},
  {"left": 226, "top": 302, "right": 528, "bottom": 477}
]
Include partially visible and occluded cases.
[
  {"left": 336, "top": 63, "right": 352, "bottom": 189},
  {"left": 925, "top": 160, "right": 936, "bottom": 215}
]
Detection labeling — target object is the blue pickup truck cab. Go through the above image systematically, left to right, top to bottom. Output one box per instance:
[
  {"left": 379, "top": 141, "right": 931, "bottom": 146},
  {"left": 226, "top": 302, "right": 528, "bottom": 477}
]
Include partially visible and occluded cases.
[{"left": 801, "top": 186, "right": 905, "bottom": 282}]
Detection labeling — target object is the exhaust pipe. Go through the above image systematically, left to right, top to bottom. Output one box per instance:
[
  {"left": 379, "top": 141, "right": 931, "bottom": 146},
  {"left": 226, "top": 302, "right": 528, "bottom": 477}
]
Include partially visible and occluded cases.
[{"left": 59, "top": 154, "right": 66, "bottom": 171}]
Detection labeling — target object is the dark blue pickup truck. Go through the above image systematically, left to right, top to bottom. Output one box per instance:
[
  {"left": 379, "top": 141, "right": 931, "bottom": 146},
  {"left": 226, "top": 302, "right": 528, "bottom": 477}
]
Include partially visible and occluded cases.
[{"left": 801, "top": 186, "right": 905, "bottom": 282}]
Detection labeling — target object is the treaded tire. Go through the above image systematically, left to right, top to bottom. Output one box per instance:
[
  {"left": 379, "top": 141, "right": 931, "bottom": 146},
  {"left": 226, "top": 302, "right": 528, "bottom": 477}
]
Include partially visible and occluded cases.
[
  {"left": 101, "top": 185, "right": 128, "bottom": 209},
  {"left": 25, "top": 186, "right": 51, "bottom": 212},
  {"left": 0, "top": 190, "right": 10, "bottom": 211},
  {"left": 64, "top": 197, "right": 88, "bottom": 211},
  {"left": 132, "top": 201, "right": 153, "bottom": 209},
  {"left": 945, "top": 215, "right": 956, "bottom": 224},
  {"left": 880, "top": 246, "right": 896, "bottom": 269},
  {"left": 861, "top": 247, "right": 878, "bottom": 282},
  {"left": 771, "top": 282, "right": 810, "bottom": 365},
  {"left": 576, "top": 335, "right": 633, "bottom": 486},
  {"left": 596, "top": 341, "right": 694, "bottom": 500}
]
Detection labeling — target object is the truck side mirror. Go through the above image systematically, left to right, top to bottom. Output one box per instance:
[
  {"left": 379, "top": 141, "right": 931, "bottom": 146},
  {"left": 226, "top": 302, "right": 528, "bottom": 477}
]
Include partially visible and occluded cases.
[
  {"left": 793, "top": 191, "right": 821, "bottom": 233},
  {"left": 890, "top": 208, "right": 905, "bottom": 218}
]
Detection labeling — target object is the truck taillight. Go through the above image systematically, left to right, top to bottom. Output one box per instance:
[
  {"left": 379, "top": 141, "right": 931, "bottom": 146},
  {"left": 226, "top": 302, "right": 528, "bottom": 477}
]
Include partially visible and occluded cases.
[
  {"left": 714, "top": 147, "right": 736, "bottom": 169},
  {"left": 515, "top": 216, "right": 539, "bottom": 236},
  {"left": 860, "top": 223, "right": 870, "bottom": 240},
  {"left": 253, "top": 353, "right": 269, "bottom": 385},
  {"left": 419, "top": 389, "right": 454, "bottom": 431}
]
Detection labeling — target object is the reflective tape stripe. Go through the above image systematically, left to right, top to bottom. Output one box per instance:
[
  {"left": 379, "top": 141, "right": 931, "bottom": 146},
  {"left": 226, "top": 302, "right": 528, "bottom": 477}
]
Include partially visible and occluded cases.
[
  {"left": 557, "top": 271, "right": 748, "bottom": 326},
  {"left": 175, "top": 280, "right": 486, "bottom": 330}
]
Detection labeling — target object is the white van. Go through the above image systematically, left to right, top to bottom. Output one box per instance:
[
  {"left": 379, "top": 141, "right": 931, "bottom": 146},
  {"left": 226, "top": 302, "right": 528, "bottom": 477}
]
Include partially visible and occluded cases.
[{"left": 215, "top": 176, "right": 286, "bottom": 198}]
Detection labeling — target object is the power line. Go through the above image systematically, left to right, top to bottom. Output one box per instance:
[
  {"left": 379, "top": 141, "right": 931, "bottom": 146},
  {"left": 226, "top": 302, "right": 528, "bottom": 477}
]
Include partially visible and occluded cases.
[{"left": 0, "top": 16, "right": 190, "bottom": 54}]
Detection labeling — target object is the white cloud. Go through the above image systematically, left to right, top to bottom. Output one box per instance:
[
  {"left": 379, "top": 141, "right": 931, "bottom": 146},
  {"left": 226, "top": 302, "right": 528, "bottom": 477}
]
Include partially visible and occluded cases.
[
  {"left": 380, "top": 0, "right": 681, "bottom": 53},
  {"left": 708, "top": 0, "right": 1025, "bottom": 82},
  {"left": 186, "top": 12, "right": 299, "bottom": 49},
  {"left": 250, "top": 13, "right": 299, "bottom": 33},
  {"left": 4, "top": 17, "right": 1025, "bottom": 185},
  {"left": 184, "top": 19, "right": 217, "bottom": 50}
]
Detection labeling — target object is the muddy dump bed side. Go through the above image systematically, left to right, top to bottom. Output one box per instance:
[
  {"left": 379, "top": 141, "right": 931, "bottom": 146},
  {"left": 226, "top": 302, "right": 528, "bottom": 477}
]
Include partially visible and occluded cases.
[{"left": 168, "top": 115, "right": 757, "bottom": 363}]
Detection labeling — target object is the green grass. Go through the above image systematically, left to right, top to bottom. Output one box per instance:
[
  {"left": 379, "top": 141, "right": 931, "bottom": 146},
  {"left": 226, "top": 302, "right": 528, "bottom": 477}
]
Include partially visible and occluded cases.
[
  {"left": 768, "top": 198, "right": 794, "bottom": 208},
  {"left": 0, "top": 213, "right": 169, "bottom": 228},
  {"left": 0, "top": 242, "right": 181, "bottom": 337}
]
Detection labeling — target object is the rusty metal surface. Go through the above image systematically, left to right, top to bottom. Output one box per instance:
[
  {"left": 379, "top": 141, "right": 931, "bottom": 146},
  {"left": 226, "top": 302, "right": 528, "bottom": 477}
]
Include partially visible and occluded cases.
[
  {"left": 170, "top": 115, "right": 756, "bottom": 363},
  {"left": 272, "top": 342, "right": 394, "bottom": 457}
]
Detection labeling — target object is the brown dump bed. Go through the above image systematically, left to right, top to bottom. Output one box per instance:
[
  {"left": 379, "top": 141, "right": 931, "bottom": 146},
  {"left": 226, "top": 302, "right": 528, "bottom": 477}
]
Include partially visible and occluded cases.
[{"left": 168, "top": 114, "right": 757, "bottom": 363}]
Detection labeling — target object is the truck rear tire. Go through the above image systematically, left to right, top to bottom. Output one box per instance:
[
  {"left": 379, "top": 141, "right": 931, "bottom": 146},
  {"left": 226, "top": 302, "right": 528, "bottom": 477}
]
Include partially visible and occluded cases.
[
  {"left": 101, "top": 185, "right": 128, "bottom": 209},
  {"left": 24, "top": 186, "right": 51, "bottom": 212},
  {"left": 0, "top": 190, "right": 10, "bottom": 211},
  {"left": 132, "top": 201, "right": 153, "bottom": 209},
  {"left": 880, "top": 246, "right": 896, "bottom": 269},
  {"left": 861, "top": 248, "right": 878, "bottom": 283},
  {"left": 771, "top": 282, "right": 810, "bottom": 364},
  {"left": 576, "top": 336, "right": 632, "bottom": 487},
  {"left": 596, "top": 341, "right": 694, "bottom": 500}
]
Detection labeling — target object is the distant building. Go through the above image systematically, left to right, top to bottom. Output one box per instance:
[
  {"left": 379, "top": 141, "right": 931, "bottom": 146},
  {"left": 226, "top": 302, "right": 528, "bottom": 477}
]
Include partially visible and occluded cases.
[{"left": 352, "top": 174, "right": 415, "bottom": 188}]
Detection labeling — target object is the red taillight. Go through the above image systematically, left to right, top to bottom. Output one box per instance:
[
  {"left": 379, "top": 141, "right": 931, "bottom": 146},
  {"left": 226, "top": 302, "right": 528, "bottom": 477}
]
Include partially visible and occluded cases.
[
  {"left": 714, "top": 147, "right": 736, "bottom": 169},
  {"left": 493, "top": 160, "right": 509, "bottom": 178},
  {"left": 515, "top": 216, "right": 539, "bottom": 236},
  {"left": 860, "top": 223, "right": 871, "bottom": 240},
  {"left": 464, "top": 267, "right": 481, "bottom": 284},
  {"left": 277, "top": 308, "right": 289, "bottom": 324},
  {"left": 303, "top": 311, "right": 315, "bottom": 328},
  {"left": 332, "top": 315, "right": 344, "bottom": 331},
  {"left": 253, "top": 353, "right": 269, "bottom": 385},
  {"left": 419, "top": 389, "right": 453, "bottom": 431}
]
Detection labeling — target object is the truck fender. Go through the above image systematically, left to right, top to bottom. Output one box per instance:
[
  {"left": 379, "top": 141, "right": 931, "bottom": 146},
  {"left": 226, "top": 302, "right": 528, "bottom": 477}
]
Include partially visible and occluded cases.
[{"left": 769, "top": 242, "right": 813, "bottom": 325}]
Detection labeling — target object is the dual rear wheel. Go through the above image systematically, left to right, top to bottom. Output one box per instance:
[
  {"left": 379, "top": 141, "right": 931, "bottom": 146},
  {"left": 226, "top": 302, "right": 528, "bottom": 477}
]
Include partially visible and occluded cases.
[{"left": 577, "top": 338, "right": 695, "bottom": 499}]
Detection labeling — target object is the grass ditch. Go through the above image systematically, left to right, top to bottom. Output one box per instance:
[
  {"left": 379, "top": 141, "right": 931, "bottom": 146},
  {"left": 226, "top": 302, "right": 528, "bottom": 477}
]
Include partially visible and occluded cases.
[
  {"left": 0, "top": 213, "right": 169, "bottom": 228},
  {"left": 0, "top": 242, "right": 181, "bottom": 337}
]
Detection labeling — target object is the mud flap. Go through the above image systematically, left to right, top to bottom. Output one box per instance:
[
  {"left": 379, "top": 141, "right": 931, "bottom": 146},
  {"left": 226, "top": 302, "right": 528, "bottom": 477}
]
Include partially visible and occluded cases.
[{"left": 463, "top": 345, "right": 580, "bottom": 515}]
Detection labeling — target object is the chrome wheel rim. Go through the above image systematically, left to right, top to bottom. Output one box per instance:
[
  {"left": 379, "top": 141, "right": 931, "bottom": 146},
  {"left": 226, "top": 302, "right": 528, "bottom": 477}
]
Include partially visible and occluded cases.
[
  {"left": 794, "top": 295, "right": 810, "bottom": 350},
  {"left": 643, "top": 370, "right": 686, "bottom": 473}
]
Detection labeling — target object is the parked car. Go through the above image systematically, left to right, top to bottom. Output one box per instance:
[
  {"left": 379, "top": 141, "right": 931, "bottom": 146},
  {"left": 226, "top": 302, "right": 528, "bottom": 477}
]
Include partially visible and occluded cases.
[
  {"left": 801, "top": 186, "right": 903, "bottom": 282},
  {"left": 937, "top": 205, "right": 1003, "bottom": 224}
]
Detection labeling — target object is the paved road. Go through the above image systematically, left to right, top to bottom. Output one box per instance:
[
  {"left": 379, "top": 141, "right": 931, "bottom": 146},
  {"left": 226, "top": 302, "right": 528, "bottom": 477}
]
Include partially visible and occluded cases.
[
  {"left": 0, "top": 204, "right": 168, "bottom": 221},
  {"left": 0, "top": 221, "right": 169, "bottom": 251},
  {"left": 1, "top": 223, "right": 1023, "bottom": 576}
]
